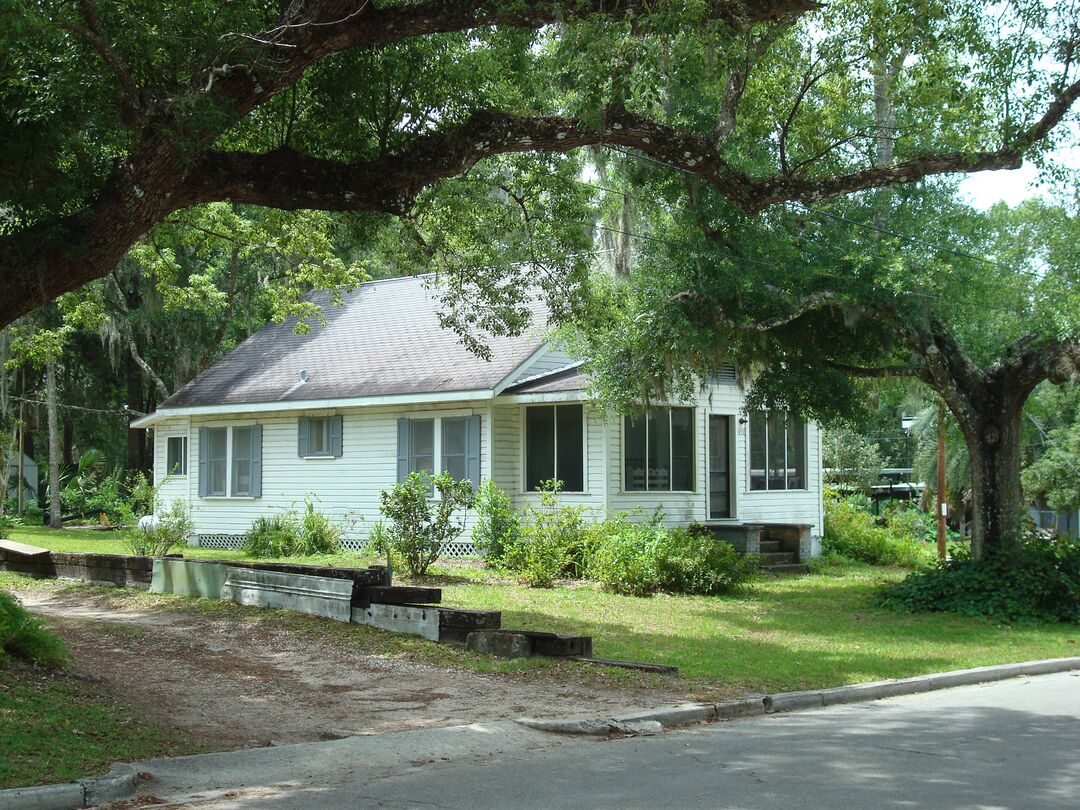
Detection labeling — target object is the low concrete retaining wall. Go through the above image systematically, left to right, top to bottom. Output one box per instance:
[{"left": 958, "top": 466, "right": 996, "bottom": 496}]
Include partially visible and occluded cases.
[
  {"left": 0, "top": 547, "right": 154, "bottom": 589},
  {"left": 151, "top": 559, "right": 229, "bottom": 599},
  {"left": 222, "top": 566, "right": 354, "bottom": 622}
]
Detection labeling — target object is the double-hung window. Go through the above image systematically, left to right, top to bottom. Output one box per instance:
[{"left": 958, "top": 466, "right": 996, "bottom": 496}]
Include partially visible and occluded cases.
[
  {"left": 524, "top": 404, "right": 584, "bottom": 492},
  {"left": 623, "top": 407, "right": 695, "bottom": 492},
  {"left": 749, "top": 411, "right": 806, "bottom": 491},
  {"left": 298, "top": 415, "right": 343, "bottom": 458},
  {"left": 397, "top": 416, "right": 481, "bottom": 489},
  {"left": 198, "top": 425, "right": 263, "bottom": 497},
  {"left": 166, "top": 436, "right": 188, "bottom": 476}
]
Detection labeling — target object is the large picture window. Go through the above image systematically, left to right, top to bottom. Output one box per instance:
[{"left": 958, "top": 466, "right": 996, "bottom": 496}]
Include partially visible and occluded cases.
[
  {"left": 524, "top": 404, "right": 584, "bottom": 492},
  {"left": 624, "top": 407, "right": 695, "bottom": 492},
  {"left": 749, "top": 411, "right": 806, "bottom": 491}
]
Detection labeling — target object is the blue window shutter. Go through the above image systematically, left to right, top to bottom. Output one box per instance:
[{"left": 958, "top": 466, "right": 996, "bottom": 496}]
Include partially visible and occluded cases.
[
  {"left": 466, "top": 415, "right": 481, "bottom": 491},
  {"left": 330, "top": 416, "right": 343, "bottom": 457},
  {"left": 298, "top": 417, "right": 310, "bottom": 457},
  {"left": 397, "top": 419, "right": 411, "bottom": 483},
  {"left": 250, "top": 425, "right": 263, "bottom": 497},
  {"left": 197, "top": 427, "right": 209, "bottom": 497}
]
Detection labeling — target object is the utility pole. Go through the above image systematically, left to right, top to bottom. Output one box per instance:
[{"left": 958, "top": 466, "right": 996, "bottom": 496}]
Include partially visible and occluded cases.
[{"left": 936, "top": 399, "right": 948, "bottom": 560}]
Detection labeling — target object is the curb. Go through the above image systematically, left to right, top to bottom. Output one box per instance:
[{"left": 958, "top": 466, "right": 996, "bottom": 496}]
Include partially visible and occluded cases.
[
  {"left": 517, "top": 655, "right": 1080, "bottom": 736},
  {"left": 0, "top": 770, "right": 138, "bottom": 810}
]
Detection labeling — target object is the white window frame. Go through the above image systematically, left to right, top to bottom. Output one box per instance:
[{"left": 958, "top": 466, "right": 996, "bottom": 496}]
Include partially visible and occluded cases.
[
  {"left": 519, "top": 403, "right": 588, "bottom": 494},
  {"left": 620, "top": 406, "right": 697, "bottom": 494},
  {"left": 747, "top": 410, "right": 809, "bottom": 493},
  {"left": 400, "top": 413, "right": 479, "bottom": 483},
  {"left": 201, "top": 423, "right": 259, "bottom": 500},
  {"left": 165, "top": 435, "right": 188, "bottom": 477}
]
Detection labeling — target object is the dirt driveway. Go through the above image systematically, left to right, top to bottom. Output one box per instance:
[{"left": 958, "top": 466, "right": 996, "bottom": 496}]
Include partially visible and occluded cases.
[{"left": 16, "top": 588, "right": 686, "bottom": 753}]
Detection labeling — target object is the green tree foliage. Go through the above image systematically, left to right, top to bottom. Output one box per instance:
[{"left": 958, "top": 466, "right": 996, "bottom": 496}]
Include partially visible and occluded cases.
[{"left": 823, "top": 426, "right": 884, "bottom": 494}]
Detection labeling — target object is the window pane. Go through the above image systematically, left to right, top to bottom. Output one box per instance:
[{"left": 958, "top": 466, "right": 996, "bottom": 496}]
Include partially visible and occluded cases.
[
  {"left": 555, "top": 404, "right": 584, "bottom": 492},
  {"left": 525, "top": 406, "right": 555, "bottom": 491},
  {"left": 670, "top": 407, "right": 694, "bottom": 491},
  {"left": 647, "top": 408, "right": 671, "bottom": 491},
  {"left": 767, "top": 411, "right": 787, "bottom": 490},
  {"left": 749, "top": 412, "right": 767, "bottom": 491},
  {"left": 624, "top": 414, "right": 647, "bottom": 491},
  {"left": 786, "top": 414, "right": 806, "bottom": 489},
  {"left": 709, "top": 415, "right": 731, "bottom": 519},
  {"left": 309, "top": 418, "right": 328, "bottom": 455},
  {"left": 442, "top": 418, "right": 467, "bottom": 481},
  {"left": 409, "top": 419, "right": 435, "bottom": 475},
  {"left": 232, "top": 427, "right": 253, "bottom": 495},
  {"left": 207, "top": 428, "right": 227, "bottom": 496},
  {"left": 167, "top": 437, "right": 186, "bottom": 475}
]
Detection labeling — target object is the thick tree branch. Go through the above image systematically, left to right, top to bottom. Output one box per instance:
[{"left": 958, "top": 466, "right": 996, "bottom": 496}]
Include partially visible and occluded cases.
[{"left": 821, "top": 359, "right": 926, "bottom": 379}]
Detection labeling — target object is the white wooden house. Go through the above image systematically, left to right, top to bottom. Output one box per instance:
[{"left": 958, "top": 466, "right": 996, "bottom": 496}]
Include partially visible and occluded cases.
[{"left": 134, "top": 275, "right": 824, "bottom": 558}]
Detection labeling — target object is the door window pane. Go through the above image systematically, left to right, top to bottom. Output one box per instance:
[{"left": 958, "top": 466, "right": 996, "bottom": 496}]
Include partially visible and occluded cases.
[
  {"left": 555, "top": 404, "right": 584, "bottom": 492},
  {"left": 525, "top": 406, "right": 555, "bottom": 491},
  {"left": 670, "top": 407, "right": 694, "bottom": 491},
  {"left": 749, "top": 412, "right": 767, "bottom": 491},
  {"left": 624, "top": 414, "right": 647, "bottom": 491},
  {"left": 709, "top": 415, "right": 731, "bottom": 518}
]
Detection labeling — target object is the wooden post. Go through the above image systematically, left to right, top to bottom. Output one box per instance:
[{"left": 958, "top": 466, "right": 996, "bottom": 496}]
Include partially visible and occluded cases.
[
  {"left": 936, "top": 399, "right": 948, "bottom": 560},
  {"left": 16, "top": 404, "right": 24, "bottom": 517}
]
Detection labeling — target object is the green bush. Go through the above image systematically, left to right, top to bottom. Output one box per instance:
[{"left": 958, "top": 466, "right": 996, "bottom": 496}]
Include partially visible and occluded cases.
[
  {"left": 379, "top": 472, "right": 475, "bottom": 576},
  {"left": 471, "top": 481, "right": 520, "bottom": 564},
  {"left": 498, "top": 483, "right": 587, "bottom": 587},
  {"left": 242, "top": 496, "right": 343, "bottom": 558},
  {"left": 124, "top": 499, "right": 193, "bottom": 556},
  {"left": 823, "top": 500, "right": 933, "bottom": 568},
  {"left": 243, "top": 513, "right": 302, "bottom": 558},
  {"left": 591, "top": 516, "right": 757, "bottom": 597},
  {"left": 877, "top": 536, "right": 1080, "bottom": 623},
  {"left": 0, "top": 591, "right": 70, "bottom": 669}
]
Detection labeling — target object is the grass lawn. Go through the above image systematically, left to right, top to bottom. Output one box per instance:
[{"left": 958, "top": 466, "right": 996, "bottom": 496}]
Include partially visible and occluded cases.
[
  {"left": 5, "top": 526, "right": 1080, "bottom": 696},
  {"left": 0, "top": 664, "right": 202, "bottom": 790}
]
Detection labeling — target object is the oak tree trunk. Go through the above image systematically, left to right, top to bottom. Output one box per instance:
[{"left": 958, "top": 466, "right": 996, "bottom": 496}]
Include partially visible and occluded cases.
[{"left": 956, "top": 395, "right": 1025, "bottom": 560}]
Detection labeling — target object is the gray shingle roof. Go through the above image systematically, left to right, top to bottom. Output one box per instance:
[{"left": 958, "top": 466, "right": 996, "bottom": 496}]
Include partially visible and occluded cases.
[{"left": 160, "top": 275, "right": 549, "bottom": 409}]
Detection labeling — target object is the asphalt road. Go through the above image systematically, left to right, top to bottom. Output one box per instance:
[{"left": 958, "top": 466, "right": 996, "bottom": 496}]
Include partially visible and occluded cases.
[{"left": 157, "top": 671, "right": 1080, "bottom": 810}]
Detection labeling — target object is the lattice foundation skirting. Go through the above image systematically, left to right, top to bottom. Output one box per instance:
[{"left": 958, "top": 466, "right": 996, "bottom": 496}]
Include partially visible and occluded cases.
[{"left": 195, "top": 533, "right": 478, "bottom": 558}]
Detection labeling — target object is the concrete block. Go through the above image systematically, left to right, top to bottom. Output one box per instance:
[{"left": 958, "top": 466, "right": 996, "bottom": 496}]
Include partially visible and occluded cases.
[
  {"left": 151, "top": 559, "right": 228, "bottom": 599},
  {"left": 222, "top": 567, "right": 353, "bottom": 622},
  {"left": 357, "top": 585, "right": 441, "bottom": 607},
  {"left": 351, "top": 604, "right": 441, "bottom": 641},
  {"left": 465, "top": 630, "right": 534, "bottom": 658},
  {"left": 532, "top": 634, "right": 592, "bottom": 658},
  {"left": 82, "top": 772, "right": 137, "bottom": 806},
  {"left": 0, "top": 781, "right": 84, "bottom": 810}
]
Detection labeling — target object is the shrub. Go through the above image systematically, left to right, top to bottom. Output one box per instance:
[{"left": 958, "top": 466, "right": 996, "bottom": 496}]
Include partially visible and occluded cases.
[
  {"left": 379, "top": 472, "right": 475, "bottom": 576},
  {"left": 471, "top": 481, "right": 520, "bottom": 564},
  {"left": 498, "top": 483, "right": 586, "bottom": 587},
  {"left": 242, "top": 496, "right": 343, "bottom": 558},
  {"left": 124, "top": 499, "right": 193, "bottom": 556},
  {"left": 823, "top": 500, "right": 933, "bottom": 568},
  {"left": 243, "top": 513, "right": 302, "bottom": 558},
  {"left": 591, "top": 517, "right": 757, "bottom": 597},
  {"left": 656, "top": 525, "right": 758, "bottom": 596},
  {"left": 877, "top": 536, "right": 1080, "bottom": 623},
  {"left": 0, "top": 591, "right": 70, "bottom": 669}
]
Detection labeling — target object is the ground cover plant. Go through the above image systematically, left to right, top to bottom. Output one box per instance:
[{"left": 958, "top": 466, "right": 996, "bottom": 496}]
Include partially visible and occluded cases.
[
  {"left": 242, "top": 497, "right": 344, "bottom": 558},
  {"left": 822, "top": 497, "right": 935, "bottom": 568},
  {"left": 878, "top": 536, "right": 1080, "bottom": 624},
  {"left": 0, "top": 590, "right": 69, "bottom": 669}
]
